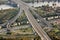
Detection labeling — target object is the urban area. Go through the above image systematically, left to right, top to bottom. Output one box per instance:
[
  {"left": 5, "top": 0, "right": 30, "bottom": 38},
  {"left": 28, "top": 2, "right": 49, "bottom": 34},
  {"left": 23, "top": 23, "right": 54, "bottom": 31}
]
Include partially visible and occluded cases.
[{"left": 0, "top": 0, "right": 60, "bottom": 40}]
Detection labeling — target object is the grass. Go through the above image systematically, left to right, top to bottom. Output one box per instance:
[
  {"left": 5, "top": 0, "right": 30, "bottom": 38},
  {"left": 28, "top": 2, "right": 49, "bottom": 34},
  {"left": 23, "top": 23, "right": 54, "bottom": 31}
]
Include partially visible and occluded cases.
[
  {"left": 0, "top": 8, "right": 19, "bottom": 24},
  {"left": 48, "top": 27, "right": 60, "bottom": 40}
]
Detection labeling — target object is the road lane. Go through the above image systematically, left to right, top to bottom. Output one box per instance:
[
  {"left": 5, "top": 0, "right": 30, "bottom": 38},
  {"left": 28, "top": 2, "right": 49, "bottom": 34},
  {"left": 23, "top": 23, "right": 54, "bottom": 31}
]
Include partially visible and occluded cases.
[{"left": 11, "top": 0, "right": 51, "bottom": 40}]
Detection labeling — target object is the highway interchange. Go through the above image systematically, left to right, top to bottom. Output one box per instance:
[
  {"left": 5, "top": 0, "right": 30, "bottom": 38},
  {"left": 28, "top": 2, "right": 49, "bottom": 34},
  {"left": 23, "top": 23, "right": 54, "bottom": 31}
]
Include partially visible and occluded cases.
[
  {"left": 0, "top": 0, "right": 58, "bottom": 40},
  {"left": 11, "top": 0, "right": 52, "bottom": 40}
]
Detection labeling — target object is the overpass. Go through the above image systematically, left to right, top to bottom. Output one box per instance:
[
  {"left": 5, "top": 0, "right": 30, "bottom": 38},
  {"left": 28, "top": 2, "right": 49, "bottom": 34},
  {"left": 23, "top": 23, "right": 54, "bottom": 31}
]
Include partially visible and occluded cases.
[
  {"left": 0, "top": 0, "right": 52, "bottom": 40},
  {"left": 11, "top": 0, "right": 51, "bottom": 40}
]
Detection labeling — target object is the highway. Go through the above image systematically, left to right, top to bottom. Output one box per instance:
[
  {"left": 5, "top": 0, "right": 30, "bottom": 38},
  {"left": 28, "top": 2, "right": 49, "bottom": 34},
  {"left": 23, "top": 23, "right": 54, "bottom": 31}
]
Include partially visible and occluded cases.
[
  {"left": 0, "top": 0, "right": 51, "bottom": 40},
  {"left": 0, "top": 0, "right": 60, "bottom": 40},
  {"left": 0, "top": 0, "right": 60, "bottom": 27},
  {"left": 11, "top": 0, "right": 51, "bottom": 40},
  {"left": 15, "top": 0, "right": 53, "bottom": 29},
  {"left": 0, "top": 6, "right": 23, "bottom": 26},
  {"left": 29, "top": 9, "right": 53, "bottom": 27}
]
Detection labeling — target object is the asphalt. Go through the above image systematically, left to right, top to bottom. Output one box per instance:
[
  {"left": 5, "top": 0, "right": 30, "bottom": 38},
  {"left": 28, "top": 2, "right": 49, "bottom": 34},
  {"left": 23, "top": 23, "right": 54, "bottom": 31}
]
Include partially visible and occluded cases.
[
  {"left": 0, "top": 0, "right": 52, "bottom": 40},
  {"left": 11, "top": 0, "right": 51, "bottom": 40}
]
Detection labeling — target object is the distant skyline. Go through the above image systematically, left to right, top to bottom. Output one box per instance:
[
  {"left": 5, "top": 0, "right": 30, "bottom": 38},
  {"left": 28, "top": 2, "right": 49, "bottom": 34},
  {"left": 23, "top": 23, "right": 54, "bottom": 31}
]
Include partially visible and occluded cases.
[
  {"left": 22, "top": 0, "right": 60, "bottom": 2},
  {"left": 34, "top": 0, "right": 60, "bottom": 2},
  {"left": 41, "top": 0, "right": 60, "bottom": 2}
]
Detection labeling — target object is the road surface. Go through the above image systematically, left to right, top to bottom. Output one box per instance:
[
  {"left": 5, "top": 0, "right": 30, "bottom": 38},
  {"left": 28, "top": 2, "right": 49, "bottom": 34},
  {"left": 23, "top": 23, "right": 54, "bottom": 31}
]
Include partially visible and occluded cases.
[
  {"left": 0, "top": 0, "right": 52, "bottom": 40},
  {"left": 12, "top": 0, "right": 51, "bottom": 40}
]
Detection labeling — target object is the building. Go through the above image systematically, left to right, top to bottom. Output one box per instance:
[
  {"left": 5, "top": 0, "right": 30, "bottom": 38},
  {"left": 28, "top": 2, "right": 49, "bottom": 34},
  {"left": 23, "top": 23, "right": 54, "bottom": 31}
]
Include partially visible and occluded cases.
[
  {"left": 0, "top": 0, "right": 8, "bottom": 4},
  {"left": 56, "top": 7, "right": 60, "bottom": 13},
  {"left": 54, "top": 19, "right": 60, "bottom": 24},
  {"left": 0, "top": 25, "right": 41, "bottom": 40}
]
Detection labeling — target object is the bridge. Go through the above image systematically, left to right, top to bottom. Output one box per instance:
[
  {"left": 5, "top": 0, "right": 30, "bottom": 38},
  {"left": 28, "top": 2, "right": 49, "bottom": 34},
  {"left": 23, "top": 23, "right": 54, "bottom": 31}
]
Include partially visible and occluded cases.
[
  {"left": 0, "top": 0, "right": 52, "bottom": 40},
  {"left": 11, "top": 0, "right": 52, "bottom": 40}
]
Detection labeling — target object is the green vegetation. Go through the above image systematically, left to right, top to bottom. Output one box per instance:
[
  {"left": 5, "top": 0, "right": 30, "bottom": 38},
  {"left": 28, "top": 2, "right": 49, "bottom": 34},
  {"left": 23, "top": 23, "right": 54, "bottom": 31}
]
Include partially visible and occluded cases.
[
  {"left": 0, "top": 0, "right": 8, "bottom": 4},
  {"left": 34, "top": 7, "right": 56, "bottom": 17},
  {"left": 34, "top": 7, "right": 60, "bottom": 40},
  {"left": 0, "top": 8, "right": 19, "bottom": 24},
  {"left": 16, "top": 12, "right": 28, "bottom": 25},
  {"left": 47, "top": 24, "right": 60, "bottom": 40},
  {"left": 19, "top": 27, "right": 33, "bottom": 33},
  {"left": 48, "top": 28, "right": 60, "bottom": 40}
]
